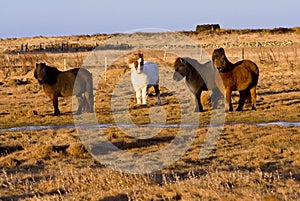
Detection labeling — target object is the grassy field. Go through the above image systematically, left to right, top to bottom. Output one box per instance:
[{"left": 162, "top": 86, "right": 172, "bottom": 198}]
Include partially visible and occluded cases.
[{"left": 0, "top": 28, "right": 300, "bottom": 200}]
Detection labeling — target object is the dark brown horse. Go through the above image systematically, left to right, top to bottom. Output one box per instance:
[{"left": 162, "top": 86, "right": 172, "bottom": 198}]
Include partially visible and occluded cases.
[
  {"left": 212, "top": 48, "right": 259, "bottom": 111},
  {"left": 173, "top": 57, "right": 222, "bottom": 112},
  {"left": 34, "top": 63, "right": 94, "bottom": 115}
]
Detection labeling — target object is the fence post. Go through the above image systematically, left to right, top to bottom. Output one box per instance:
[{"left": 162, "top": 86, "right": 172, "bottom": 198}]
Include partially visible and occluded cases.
[
  {"left": 164, "top": 46, "right": 168, "bottom": 61},
  {"left": 242, "top": 48, "right": 245, "bottom": 60}
]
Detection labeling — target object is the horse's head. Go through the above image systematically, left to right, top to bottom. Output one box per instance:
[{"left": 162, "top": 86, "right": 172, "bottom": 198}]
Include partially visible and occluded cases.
[
  {"left": 212, "top": 48, "right": 227, "bottom": 71},
  {"left": 128, "top": 52, "right": 144, "bottom": 73},
  {"left": 173, "top": 57, "right": 190, "bottom": 81},
  {"left": 34, "top": 62, "right": 58, "bottom": 85},
  {"left": 34, "top": 62, "right": 48, "bottom": 84}
]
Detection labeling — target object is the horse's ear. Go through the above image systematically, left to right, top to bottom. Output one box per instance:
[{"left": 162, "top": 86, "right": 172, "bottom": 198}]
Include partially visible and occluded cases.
[
  {"left": 220, "top": 48, "right": 225, "bottom": 53},
  {"left": 136, "top": 50, "right": 143, "bottom": 58},
  {"left": 139, "top": 52, "right": 143, "bottom": 58},
  {"left": 180, "top": 58, "right": 186, "bottom": 64},
  {"left": 41, "top": 62, "right": 46, "bottom": 67}
]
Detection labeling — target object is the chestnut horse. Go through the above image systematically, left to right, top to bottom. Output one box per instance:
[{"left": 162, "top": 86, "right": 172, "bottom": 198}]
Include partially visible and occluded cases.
[
  {"left": 212, "top": 48, "right": 259, "bottom": 111},
  {"left": 173, "top": 57, "right": 222, "bottom": 112},
  {"left": 34, "top": 63, "right": 94, "bottom": 115}
]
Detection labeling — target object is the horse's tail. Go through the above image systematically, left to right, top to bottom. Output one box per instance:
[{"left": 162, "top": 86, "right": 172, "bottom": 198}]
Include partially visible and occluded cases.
[
  {"left": 248, "top": 61, "right": 259, "bottom": 83},
  {"left": 247, "top": 63, "right": 259, "bottom": 104},
  {"left": 251, "top": 63, "right": 259, "bottom": 87}
]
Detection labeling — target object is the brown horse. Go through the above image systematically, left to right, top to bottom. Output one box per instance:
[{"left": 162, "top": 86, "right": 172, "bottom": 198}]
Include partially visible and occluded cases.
[
  {"left": 212, "top": 48, "right": 259, "bottom": 111},
  {"left": 173, "top": 57, "right": 222, "bottom": 112},
  {"left": 34, "top": 63, "right": 94, "bottom": 115}
]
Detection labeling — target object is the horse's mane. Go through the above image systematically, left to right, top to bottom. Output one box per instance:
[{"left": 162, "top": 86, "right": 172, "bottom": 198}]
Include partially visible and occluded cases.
[
  {"left": 212, "top": 48, "right": 235, "bottom": 72},
  {"left": 129, "top": 53, "right": 144, "bottom": 69},
  {"left": 174, "top": 57, "right": 196, "bottom": 70},
  {"left": 179, "top": 57, "right": 218, "bottom": 90},
  {"left": 180, "top": 57, "right": 212, "bottom": 71},
  {"left": 182, "top": 57, "right": 201, "bottom": 69},
  {"left": 44, "top": 64, "right": 60, "bottom": 85}
]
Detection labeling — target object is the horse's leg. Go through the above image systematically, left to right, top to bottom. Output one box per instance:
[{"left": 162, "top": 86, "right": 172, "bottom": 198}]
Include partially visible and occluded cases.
[
  {"left": 146, "top": 85, "right": 150, "bottom": 96},
  {"left": 154, "top": 85, "right": 162, "bottom": 106},
  {"left": 141, "top": 86, "right": 147, "bottom": 105},
  {"left": 250, "top": 86, "right": 257, "bottom": 110},
  {"left": 211, "top": 87, "right": 222, "bottom": 109},
  {"left": 225, "top": 88, "right": 233, "bottom": 112},
  {"left": 136, "top": 89, "right": 142, "bottom": 105},
  {"left": 195, "top": 90, "right": 203, "bottom": 112},
  {"left": 236, "top": 90, "right": 248, "bottom": 111},
  {"left": 84, "top": 91, "right": 94, "bottom": 112},
  {"left": 246, "top": 91, "right": 252, "bottom": 103},
  {"left": 80, "top": 93, "right": 87, "bottom": 113},
  {"left": 76, "top": 95, "right": 84, "bottom": 115},
  {"left": 88, "top": 95, "right": 94, "bottom": 113},
  {"left": 53, "top": 96, "right": 60, "bottom": 116},
  {"left": 82, "top": 96, "right": 87, "bottom": 112}
]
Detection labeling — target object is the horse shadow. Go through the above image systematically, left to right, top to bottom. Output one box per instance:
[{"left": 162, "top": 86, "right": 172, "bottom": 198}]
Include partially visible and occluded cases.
[{"left": 90, "top": 135, "right": 176, "bottom": 156}]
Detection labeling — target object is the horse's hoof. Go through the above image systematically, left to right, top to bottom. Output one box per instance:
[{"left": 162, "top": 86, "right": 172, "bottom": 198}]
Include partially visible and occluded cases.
[
  {"left": 212, "top": 104, "right": 218, "bottom": 109},
  {"left": 251, "top": 106, "right": 257, "bottom": 110},
  {"left": 194, "top": 108, "right": 203, "bottom": 112},
  {"left": 226, "top": 108, "right": 233, "bottom": 112},
  {"left": 236, "top": 108, "right": 243, "bottom": 111},
  {"left": 53, "top": 109, "right": 60, "bottom": 116}
]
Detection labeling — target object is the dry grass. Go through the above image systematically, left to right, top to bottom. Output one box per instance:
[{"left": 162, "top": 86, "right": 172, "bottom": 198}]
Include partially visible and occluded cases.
[
  {"left": 0, "top": 30, "right": 300, "bottom": 200},
  {"left": 0, "top": 125, "right": 299, "bottom": 200}
]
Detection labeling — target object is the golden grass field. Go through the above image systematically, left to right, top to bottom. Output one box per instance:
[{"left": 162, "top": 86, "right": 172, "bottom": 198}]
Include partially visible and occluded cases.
[{"left": 0, "top": 29, "right": 300, "bottom": 200}]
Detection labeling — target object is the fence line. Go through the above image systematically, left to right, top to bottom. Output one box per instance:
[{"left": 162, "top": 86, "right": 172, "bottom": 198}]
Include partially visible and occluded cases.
[{"left": 11, "top": 42, "right": 97, "bottom": 54}]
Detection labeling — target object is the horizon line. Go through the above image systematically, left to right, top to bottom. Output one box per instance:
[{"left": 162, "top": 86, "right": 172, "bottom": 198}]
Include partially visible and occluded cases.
[{"left": 1, "top": 26, "right": 299, "bottom": 40}]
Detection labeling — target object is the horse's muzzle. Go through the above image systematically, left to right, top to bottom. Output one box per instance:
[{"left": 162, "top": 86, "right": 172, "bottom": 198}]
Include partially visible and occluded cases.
[
  {"left": 213, "top": 61, "right": 225, "bottom": 72},
  {"left": 216, "top": 66, "right": 227, "bottom": 72},
  {"left": 216, "top": 66, "right": 223, "bottom": 71},
  {"left": 173, "top": 72, "right": 184, "bottom": 81},
  {"left": 37, "top": 78, "right": 45, "bottom": 84}
]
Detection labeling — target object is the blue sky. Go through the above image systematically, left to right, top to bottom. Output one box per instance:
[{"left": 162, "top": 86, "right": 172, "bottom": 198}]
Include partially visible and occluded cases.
[{"left": 0, "top": 0, "right": 299, "bottom": 38}]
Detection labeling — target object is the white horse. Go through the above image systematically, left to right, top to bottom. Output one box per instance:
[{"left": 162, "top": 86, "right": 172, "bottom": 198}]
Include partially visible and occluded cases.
[{"left": 128, "top": 53, "right": 162, "bottom": 106}]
